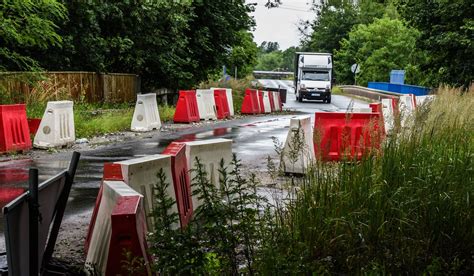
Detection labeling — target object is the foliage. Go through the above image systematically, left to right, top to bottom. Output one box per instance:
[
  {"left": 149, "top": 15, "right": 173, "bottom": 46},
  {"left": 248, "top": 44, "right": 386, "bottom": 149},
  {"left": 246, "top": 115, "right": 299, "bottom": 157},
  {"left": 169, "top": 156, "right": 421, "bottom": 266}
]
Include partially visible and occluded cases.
[
  {"left": 0, "top": 0, "right": 66, "bottom": 71},
  {"left": 396, "top": 0, "right": 474, "bottom": 87},
  {"left": 335, "top": 17, "right": 422, "bottom": 86},
  {"left": 227, "top": 31, "right": 259, "bottom": 79},
  {"left": 258, "top": 41, "right": 280, "bottom": 53},
  {"left": 255, "top": 44, "right": 299, "bottom": 71},
  {"left": 256, "top": 85, "right": 474, "bottom": 274},
  {"left": 149, "top": 155, "right": 265, "bottom": 274}
]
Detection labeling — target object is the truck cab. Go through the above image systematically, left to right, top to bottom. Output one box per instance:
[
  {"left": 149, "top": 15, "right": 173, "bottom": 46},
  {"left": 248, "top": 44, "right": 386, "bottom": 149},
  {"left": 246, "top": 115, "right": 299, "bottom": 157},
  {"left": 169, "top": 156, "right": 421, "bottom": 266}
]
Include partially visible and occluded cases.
[{"left": 294, "top": 52, "right": 333, "bottom": 103}]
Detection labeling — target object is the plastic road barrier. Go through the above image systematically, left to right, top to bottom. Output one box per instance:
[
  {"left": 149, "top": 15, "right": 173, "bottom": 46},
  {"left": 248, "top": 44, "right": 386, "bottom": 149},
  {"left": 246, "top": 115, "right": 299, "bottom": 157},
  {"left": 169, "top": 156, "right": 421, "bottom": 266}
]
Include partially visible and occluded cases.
[
  {"left": 212, "top": 88, "right": 234, "bottom": 117},
  {"left": 196, "top": 89, "right": 217, "bottom": 120},
  {"left": 213, "top": 89, "right": 231, "bottom": 119},
  {"left": 241, "top": 89, "right": 261, "bottom": 114},
  {"left": 174, "top": 90, "right": 200, "bottom": 123},
  {"left": 258, "top": 91, "right": 272, "bottom": 113},
  {"left": 268, "top": 91, "right": 276, "bottom": 112},
  {"left": 273, "top": 92, "right": 282, "bottom": 111},
  {"left": 131, "top": 93, "right": 161, "bottom": 132},
  {"left": 399, "top": 94, "right": 416, "bottom": 127},
  {"left": 416, "top": 95, "right": 435, "bottom": 106},
  {"left": 381, "top": 98, "right": 398, "bottom": 133},
  {"left": 33, "top": 101, "right": 75, "bottom": 149},
  {"left": 369, "top": 103, "right": 382, "bottom": 114},
  {"left": 0, "top": 104, "right": 32, "bottom": 153},
  {"left": 314, "top": 112, "right": 383, "bottom": 161},
  {"left": 283, "top": 116, "right": 315, "bottom": 174},
  {"left": 27, "top": 118, "right": 41, "bottom": 135},
  {"left": 183, "top": 138, "right": 233, "bottom": 209},
  {"left": 162, "top": 142, "right": 193, "bottom": 227},
  {"left": 115, "top": 155, "right": 177, "bottom": 230},
  {"left": 85, "top": 181, "right": 146, "bottom": 275},
  {"left": 106, "top": 195, "right": 151, "bottom": 276}
]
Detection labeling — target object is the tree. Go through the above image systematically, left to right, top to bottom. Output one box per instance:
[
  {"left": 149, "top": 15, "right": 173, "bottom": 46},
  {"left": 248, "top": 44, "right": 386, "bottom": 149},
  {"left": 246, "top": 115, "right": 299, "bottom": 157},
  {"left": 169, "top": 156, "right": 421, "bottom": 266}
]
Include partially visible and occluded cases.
[
  {"left": 0, "top": 0, "right": 66, "bottom": 71},
  {"left": 396, "top": 0, "right": 474, "bottom": 87},
  {"left": 335, "top": 17, "right": 422, "bottom": 86},
  {"left": 227, "top": 31, "right": 258, "bottom": 78},
  {"left": 259, "top": 41, "right": 280, "bottom": 53},
  {"left": 255, "top": 51, "right": 283, "bottom": 71}
]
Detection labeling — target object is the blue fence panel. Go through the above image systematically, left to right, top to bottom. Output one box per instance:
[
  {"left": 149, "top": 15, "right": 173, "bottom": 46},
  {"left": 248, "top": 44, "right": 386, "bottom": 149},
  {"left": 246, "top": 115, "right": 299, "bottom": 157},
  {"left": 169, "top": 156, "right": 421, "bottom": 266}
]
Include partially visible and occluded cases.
[
  {"left": 390, "top": 70, "right": 405, "bottom": 84},
  {"left": 367, "top": 82, "right": 430, "bottom": 96}
]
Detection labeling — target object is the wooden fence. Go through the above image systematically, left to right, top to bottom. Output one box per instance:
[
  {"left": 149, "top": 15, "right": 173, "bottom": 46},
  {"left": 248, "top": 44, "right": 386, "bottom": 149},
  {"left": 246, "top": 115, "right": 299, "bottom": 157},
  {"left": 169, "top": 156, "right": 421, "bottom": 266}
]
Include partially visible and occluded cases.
[{"left": 0, "top": 72, "right": 140, "bottom": 104}]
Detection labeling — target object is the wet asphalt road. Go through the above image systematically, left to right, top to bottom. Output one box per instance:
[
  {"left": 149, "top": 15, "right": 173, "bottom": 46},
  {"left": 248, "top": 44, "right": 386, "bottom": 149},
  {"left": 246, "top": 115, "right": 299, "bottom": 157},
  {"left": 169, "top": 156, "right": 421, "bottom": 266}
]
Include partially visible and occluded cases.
[{"left": 0, "top": 80, "right": 369, "bottom": 237}]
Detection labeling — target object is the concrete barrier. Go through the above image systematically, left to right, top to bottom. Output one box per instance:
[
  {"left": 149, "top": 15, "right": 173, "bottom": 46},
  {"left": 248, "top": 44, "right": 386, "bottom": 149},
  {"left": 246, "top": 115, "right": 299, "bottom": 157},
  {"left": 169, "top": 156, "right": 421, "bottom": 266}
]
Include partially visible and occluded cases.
[
  {"left": 196, "top": 89, "right": 217, "bottom": 120},
  {"left": 131, "top": 93, "right": 161, "bottom": 132},
  {"left": 33, "top": 101, "right": 75, "bottom": 148},
  {"left": 283, "top": 116, "right": 315, "bottom": 174},
  {"left": 183, "top": 138, "right": 233, "bottom": 209},
  {"left": 116, "top": 155, "right": 177, "bottom": 230},
  {"left": 85, "top": 180, "right": 145, "bottom": 275}
]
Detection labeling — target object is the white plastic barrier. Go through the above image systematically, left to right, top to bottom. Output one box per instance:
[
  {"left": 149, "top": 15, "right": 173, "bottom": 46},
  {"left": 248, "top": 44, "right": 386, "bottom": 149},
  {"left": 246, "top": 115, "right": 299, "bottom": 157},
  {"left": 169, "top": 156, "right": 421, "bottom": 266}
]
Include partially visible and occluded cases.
[
  {"left": 212, "top": 87, "right": 234, "bottom": 116},
  {"left": 196, "top": 89, "right": 217, "bottom": 120},
  {"left": 261, "top": 91, "right": 272, "bottom": 113},
  {"left": 274, "top": 92, "right": 281, "bottom": 111},
  {"left": 131, "top": 93, "right": 161, "bottom": 132},
  {"left": 399, "top": 94, "right": 416, "bottom": 127},
  {"left": 416, "top": 95, "right": 435, "bottom": 106},
  {"left": 381, "top": 98, "right": 396, "bottom": 133},
  {"left": 33, "top": 101, "right": 75, "bottom": 148},
  {"left": 346, "top": 107, "right": 373, "bottom": 113},
  {"left": 283, "top": 116, "right": 315, "bottom": 174},
  {"left": 184, "top": 138, "right": 233, "bottom": 209},
  {"left": 115, "top": 155, "right": 177, "bottom": 230},
  {"left": 86, "top": 180, "right": 143, "bottom": 275}
]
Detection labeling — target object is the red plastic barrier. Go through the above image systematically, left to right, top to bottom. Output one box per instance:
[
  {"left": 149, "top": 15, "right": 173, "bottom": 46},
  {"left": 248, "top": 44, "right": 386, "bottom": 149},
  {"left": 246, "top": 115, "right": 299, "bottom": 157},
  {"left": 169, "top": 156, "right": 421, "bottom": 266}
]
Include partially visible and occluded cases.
[
  {"left": 213, "top": 89, "right": 231, "bottom": 119},
  {"left": 241, "top": 89, "right": 261, "bottom": 114},
  {"left": 174, "top": 90, "right": 200, "bottom": 123},
  {"left": 257, "top": 91, "right": 264, "bottom": 112},
  {"left": 268, "top": 91, "right": 276, "bottom": 112},
  {"left": 276, "top": 92, "right": 283, "bottom": 110},
  {"left": 369, "top": 103, "right": 382, "bottom": 113},
  {"left": 0, "top": 104, "right": 32, "bottom": 153},
  {"left": 314, "top": 112, "right": 383, "bottom": 161},
  {"left": 27, "top": 118, "right": 41, "bottom": 135},
  {"left": 163, "top": 142, "right": 193, "bottom": 227},
  {"left": 84, "top": 163, "right": 124, "bottom": 254},
  {"left": 106, "top": 196, "right": 151, "bottom": 276}
]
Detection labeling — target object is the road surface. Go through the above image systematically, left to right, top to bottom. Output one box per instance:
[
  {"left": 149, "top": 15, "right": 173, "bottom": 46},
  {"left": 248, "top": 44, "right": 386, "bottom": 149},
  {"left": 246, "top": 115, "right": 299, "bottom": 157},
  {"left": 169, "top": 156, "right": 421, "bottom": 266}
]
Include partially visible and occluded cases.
[{"left": 0, "top": 81, "right": 369, "bottom": 250}]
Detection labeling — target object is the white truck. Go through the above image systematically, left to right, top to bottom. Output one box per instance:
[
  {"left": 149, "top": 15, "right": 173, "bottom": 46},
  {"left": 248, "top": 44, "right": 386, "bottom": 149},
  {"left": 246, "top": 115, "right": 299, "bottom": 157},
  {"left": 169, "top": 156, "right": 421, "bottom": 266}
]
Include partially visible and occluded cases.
[{"left": 294, "top": 52, "right": 333, "bottom": 103}]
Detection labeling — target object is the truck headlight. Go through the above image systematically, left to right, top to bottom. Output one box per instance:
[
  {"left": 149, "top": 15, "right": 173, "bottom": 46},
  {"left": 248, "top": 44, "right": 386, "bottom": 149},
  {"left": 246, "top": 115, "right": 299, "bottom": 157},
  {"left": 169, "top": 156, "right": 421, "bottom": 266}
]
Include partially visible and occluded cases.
[{"left": 300, "top": 84, "right": 306, "bottom": 89}]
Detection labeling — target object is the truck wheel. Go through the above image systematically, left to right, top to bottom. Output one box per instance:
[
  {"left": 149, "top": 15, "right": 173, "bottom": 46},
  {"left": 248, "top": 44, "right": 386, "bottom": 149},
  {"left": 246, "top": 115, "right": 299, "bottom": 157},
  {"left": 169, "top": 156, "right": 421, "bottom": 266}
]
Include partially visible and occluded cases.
[
  {"left": 298, "top": 95, "right": 303, "bottom": 102},
  {"left": 327, "top": 96, "right": 331, "bottom": 104}
]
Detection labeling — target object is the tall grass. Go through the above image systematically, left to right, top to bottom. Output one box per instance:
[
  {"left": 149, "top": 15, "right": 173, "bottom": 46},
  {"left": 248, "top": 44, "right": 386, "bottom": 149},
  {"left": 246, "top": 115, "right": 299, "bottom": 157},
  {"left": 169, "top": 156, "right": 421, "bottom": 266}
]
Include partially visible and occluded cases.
[{"left": 257, "top": 86, "right": 473, "bottom": 274}]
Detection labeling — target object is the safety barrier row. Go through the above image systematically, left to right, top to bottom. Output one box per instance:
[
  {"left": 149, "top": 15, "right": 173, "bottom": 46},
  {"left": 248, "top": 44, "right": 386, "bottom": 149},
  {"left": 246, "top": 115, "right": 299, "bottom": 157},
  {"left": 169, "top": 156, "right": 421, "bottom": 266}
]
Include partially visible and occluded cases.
[
  {"left": 174, "top": 88, "right": 234, "bottom": 123},
  {"left": 241, "top": 88, "right": 283, "bottom": 115},
  {"left": 282, "top": 94, "right": 436, "bottom": 172},
  {"left": 85, "top": 138, "right": 233, "bottom": 275}
]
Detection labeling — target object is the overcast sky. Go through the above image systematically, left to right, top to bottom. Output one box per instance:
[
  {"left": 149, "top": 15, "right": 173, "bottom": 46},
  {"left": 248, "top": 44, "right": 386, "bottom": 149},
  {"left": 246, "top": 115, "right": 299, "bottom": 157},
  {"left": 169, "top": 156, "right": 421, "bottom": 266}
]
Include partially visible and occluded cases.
[{"left": 249, "top": 0, "right": 316, "bottom": 50}]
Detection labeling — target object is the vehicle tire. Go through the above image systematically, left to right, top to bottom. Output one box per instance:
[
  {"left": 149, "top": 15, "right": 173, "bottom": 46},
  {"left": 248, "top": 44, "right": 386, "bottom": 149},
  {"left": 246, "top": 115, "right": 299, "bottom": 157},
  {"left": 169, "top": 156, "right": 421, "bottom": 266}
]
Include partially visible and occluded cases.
[
  {"left": 298, "top": 95, "right": 303, "bottom": 102},
  {"left": 327, "top": 96, "right": 331, "bottom": 104}
]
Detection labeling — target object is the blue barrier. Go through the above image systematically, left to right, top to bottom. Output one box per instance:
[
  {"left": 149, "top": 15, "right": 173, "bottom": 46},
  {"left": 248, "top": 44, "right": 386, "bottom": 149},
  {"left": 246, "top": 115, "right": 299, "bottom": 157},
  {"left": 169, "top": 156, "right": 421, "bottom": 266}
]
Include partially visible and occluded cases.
[
  {"left": 390, "top": 70, "right": 405, "bottom": 84},
  {"left": 368, "top": 82, "right": 430, "bottom": 96}
]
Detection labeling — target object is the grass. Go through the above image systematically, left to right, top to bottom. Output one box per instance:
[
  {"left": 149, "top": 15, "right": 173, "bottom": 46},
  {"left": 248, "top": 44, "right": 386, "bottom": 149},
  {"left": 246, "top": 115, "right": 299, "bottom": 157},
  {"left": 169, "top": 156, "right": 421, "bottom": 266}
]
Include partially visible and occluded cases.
[{"left": 257, "top": 85, "right": 474, "bottom": 274}]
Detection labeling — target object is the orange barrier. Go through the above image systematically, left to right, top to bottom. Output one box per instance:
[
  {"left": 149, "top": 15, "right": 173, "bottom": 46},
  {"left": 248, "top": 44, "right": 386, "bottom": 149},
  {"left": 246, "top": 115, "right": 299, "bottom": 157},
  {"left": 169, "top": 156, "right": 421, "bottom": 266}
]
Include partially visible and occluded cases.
[
  {"left": 174, "top": 90, "right": 200, "bottom": 123},
  {"left": 314, "top": 112, "right": 383, "bottom": 161}
]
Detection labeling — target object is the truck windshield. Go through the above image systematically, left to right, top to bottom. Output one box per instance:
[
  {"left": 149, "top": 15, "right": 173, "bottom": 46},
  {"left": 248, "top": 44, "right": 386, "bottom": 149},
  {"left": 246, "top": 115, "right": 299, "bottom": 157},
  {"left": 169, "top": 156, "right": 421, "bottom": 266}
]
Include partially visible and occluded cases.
[{"left": 302, "top": 71, "right": 330, "bottom": 81}]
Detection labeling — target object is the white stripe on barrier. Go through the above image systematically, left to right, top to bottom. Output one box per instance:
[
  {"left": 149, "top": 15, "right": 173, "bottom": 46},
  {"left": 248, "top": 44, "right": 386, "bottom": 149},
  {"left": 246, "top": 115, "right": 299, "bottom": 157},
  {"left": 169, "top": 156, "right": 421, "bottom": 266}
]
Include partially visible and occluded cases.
[
  {"left": 196, "top": 89, "right": 217, "bottom": 120},
  {"left": 262, "top": 91, "right": 272, "bottom": 113},
  {"left": 274, "top": 92, "right": 281, "bottom": 111},
  {"left": 131, "top": 93, "right": 161, "bottom": 132},
  {"left": 399, "top": 94, "right": 416, "bottom": 127},
  {"left": 381, "top": 98, "right": 396, "bottom": 133},
  {"left": 33, "top": 101, "right": 75, "bottom": 148},
  {"left": 345, "top": 107, "right": 373, "bottom": 113},
  {"left": 283, "top": 116, "right": 315, "bottom": 174},
  {"left": 184, "top": 138, "right": 233, "bottom": 209},
  {"left": 116, "top": 155, "right": 177, "bottom": 230},
  {"left": 86, "top": 181, "right": 143, "bottom": 275}
]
